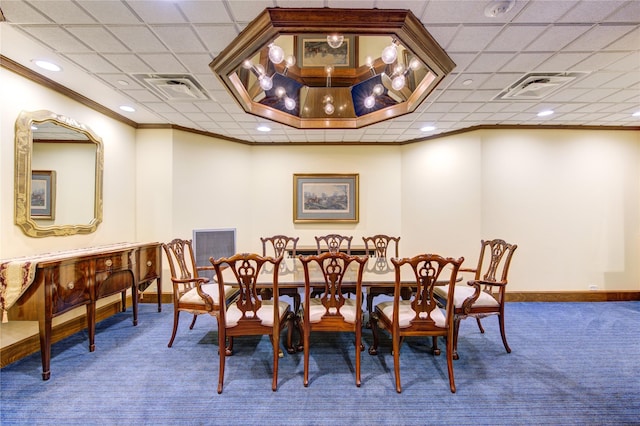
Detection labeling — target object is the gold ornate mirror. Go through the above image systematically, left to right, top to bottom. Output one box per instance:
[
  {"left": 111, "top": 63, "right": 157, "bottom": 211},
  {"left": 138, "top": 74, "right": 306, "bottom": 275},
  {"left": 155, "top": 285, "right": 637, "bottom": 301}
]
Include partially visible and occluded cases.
[{"left": 14, "top": 110, "right": 103, "bottom": 237}]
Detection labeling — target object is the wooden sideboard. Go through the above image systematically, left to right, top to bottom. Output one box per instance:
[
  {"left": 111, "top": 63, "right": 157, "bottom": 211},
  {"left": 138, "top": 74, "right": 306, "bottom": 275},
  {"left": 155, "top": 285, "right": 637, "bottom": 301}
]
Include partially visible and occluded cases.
[{"left": 4, "top": 242, "right": 161, "bottom": 380}]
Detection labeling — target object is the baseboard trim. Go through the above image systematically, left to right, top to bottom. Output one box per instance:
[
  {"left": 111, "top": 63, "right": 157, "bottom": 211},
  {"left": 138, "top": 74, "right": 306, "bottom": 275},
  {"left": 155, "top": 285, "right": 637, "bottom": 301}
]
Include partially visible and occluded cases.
[{"left": 505, "top": 291, "right": 640, "bottom": 302}]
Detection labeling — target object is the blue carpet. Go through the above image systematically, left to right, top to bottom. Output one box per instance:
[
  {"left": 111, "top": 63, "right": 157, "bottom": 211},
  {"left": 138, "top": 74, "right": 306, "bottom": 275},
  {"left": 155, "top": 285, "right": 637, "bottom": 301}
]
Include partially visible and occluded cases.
[{"left": 1, "top": 302, "right": 639, "bottom": 425}]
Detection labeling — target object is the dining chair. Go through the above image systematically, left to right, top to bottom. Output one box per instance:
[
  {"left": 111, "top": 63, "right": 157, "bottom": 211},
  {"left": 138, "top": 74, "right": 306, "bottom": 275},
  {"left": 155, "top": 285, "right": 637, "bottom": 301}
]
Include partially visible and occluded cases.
[
  {"left": 315, "top": 234, "right": 353, "bottom": 255},
  {"left": 260, "top": 235, "right": 301, "bottom": 313},
  {"left": 362, "top": 235, "right": 401, "bottom": 326},
  {"left": 162, "top": 238, "right": 239, "bottom": 349},
  {"left": 433, "top": 239, "right": 517, "bottom": 359},
  {"left": 298, "top": 251, "right": 368, "bottom": 387},
  {"left": 210, "top": 253, "right": 293, "bottom": 394},
  {"left": 370, "top": 253, "right": 464, "bottom": 393}
]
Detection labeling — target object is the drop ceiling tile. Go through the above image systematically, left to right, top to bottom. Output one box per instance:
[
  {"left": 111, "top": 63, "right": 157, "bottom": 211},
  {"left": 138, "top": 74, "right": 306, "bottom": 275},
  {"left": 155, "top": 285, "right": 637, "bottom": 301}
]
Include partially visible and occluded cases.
[
  {"left": 77, "top": 0, "right": 141, "bottom": 24},
  {"left": 175, "top": 0, "right": 233, "bottom": 24},
  {"left": 225, "top": 0, "right": 274, "bottom": 22},
  {"left": 281, "top": 0, "right": 325, "bottom": 7},
  {"left": 513, "top": 0, "right": 577, "bottom": 24},
  {"left": 558, "top": 0, "right": 628, "bottom": 23},
  {"left": 0, "top": 1, "right": 51, "bottom": 23},
  {"left": 28, "top": 1, "right": 95, "bottom": 24},
  {"left": 125, "top": 1, "right": 186, "bottom": 24},
  {"left": 421, "top": 1, "right": 522, "bottom": 24},
  {"left": 604, "top": 1, "right": 640, "bottom": 22},
  {"left": 193, "top": 25, "right": 240, "bottom": 54},
  {"left": 422, "top": 25, "right": 460, "bottom": 50},
  {"left": 446, "top": 25, "right": 503, "bottom": 52},
  {"left": 487, "top": 25, "right": 548, "bottom": 51},
  {"left": 525, "top": 25, "right": 591, "bottom": 51},
  {"left": 564, "top": 25, "right": 637, "bottom": 51},
  {"left": 20, "top": 26, "right": 91, "bottom": 52},
  {"left": 109, "top": 26, "right": 166, "bottom": 52},
  {"left": 150, "top": 26, "right": 207, "bottom": 53},
  {"left": 65, "top": 27, "right": 129, "bottom": 53},
  {"left": 606, "top": 27, "right": 640, "bottom": 51},
  {"left": 503, "top": 52, "right": 555, "bottom": 72},
  {"left": 536, "top": 52, "right": 593, "bottom": 71},
  {"left": 574, "top": 52, "right": 632, "bottom": 72},
  {"left": 603, "top": 52, "right": 640, "bottom": 71},
  {"left": 63, "top": 53, "right": 120, "bottom": 72},
  {"left": 102, "top": 53, "right": 153, "bottom": 73},
  {"left": 138, "top": 53, "right": 188, "bottom": 73},
  {"left": 466, "top": 53, "right": 514, "bottom": 72},
  {"left": 175, "top": 54, "right": 214, "bottom": 74},
  {"left": 96, "top": 73, "right": 145, "bottom": 89},
  {"left": 479, "top": 73, "right": 525, "bottom": 90},
  {"left": 122, "top": 88, "right": 162, "bottom": 102},
  {"left": 543, "top": 88, "right": 588, "bottom": 102},
  {"left": 576, "top": 88, "right": 620, "bottom": 103},
  {"left": 464, "top": 90, "right": 500, "bottom": 102},
  {"left": 140, "top": 102, "right": 178, "bottom": 113},
  {"left": 451, "top": 102, "right": 484, "bottom": 113},
  {"left": 475, "top": 102, "right": 509, "bottom": 113}
]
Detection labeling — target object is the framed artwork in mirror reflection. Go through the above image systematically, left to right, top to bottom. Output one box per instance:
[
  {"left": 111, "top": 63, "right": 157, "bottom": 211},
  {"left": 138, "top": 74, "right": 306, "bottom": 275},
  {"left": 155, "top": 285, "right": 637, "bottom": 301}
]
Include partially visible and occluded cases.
[
  {"left": 31, "top": 170, "right": 56, "bottom": 220},
  {"left": 293, "top": 173, "right": 358, "bottom": 223}
]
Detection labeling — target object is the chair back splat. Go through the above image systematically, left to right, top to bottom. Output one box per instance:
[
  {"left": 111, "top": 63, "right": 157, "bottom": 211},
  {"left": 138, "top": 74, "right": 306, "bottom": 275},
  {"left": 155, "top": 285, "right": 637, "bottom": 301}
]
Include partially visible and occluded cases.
[
  {"left": 315, "top": 234, "right": 353, "bottom": 254},
  {"left": 362, "top": 235, "right": 401, "bottom": 325},
  {"left": 298, "top": 251, "right": 368, "bottom": 387},
  {"left": 211, "top": 253, "right": 293, "bottom": 394},
  {"left": 370, "top": 253, "right": 464, "bottom": 393}
]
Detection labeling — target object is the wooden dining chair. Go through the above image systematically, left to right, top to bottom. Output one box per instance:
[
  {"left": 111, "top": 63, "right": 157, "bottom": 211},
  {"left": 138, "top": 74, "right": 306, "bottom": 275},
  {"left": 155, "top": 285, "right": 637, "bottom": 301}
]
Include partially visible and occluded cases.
[
  {"left": 315, "top": 234, "right": 353, "bottom": 254},
  {"left": 260, "top": 235, "right": 301, "bottom": 313},
  {"left": 362, "top": 235, "right": 401, "bottom": 326},
  {"left": 162, "top": 238, "right": 239, "bottom": 349},
  {"left": 433, "top": 239, "right": 517, "bottom": 360},
  {"left": 298, "top": 251, "right": 368, "bottom": 387},
  {"left": 210, "top": 253, "right": 293, "bottom": 394},
  {"left": 370, "top": 253, "right": 464, "bottom": 393}
]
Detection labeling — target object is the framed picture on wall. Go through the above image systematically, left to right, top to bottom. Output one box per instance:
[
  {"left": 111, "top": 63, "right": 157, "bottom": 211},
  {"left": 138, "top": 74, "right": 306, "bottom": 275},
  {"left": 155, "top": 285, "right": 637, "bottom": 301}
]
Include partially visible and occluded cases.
[
  {"left": 296, "top": 35, "right": 355, "bottom": 68},
  {"left": 31, "top": 170, "right": 56, "bottom": 220},
  {"left": 293, "top": 173, "right": 359, "bottom": 223}
]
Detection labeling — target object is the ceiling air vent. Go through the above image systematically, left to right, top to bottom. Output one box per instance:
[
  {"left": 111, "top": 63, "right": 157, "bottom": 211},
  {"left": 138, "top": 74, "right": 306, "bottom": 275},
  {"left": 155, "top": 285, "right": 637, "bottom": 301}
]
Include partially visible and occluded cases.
[
  {"left": 495, "top": 72, "right": 588, "bottom": 101},
  {"left": 133, "top": 74, "right": 209, "bottom": 101}
]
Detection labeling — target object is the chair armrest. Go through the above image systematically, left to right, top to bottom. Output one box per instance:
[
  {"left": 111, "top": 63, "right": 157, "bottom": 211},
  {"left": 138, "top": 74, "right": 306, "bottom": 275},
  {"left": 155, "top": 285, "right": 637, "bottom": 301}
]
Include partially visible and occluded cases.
[
  {"left": 459, "top": 267, "right": 477, "bottom": 273},
  {"left": 171, "top": 276, "right": 209, "bottom": 285},
  {"left": 467, "top": 279, "right": 507, "bottom": 288}
]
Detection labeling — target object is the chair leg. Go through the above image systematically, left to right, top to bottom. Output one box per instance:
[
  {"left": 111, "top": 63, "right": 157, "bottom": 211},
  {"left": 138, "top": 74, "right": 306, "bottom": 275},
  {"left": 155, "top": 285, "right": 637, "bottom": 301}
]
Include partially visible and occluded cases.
[
  {"left": 365, "top": 292, "right": 374, "bottom": 328},
  {"left": 167, "top": 310, "right": 180, "bottom": 348},
  {"left": 368, "top": 312, "right": 379, "bottom": 355},
  {"left": 498, "top": 313, "right": 511, "bottom": 353},
  {"left": 189, "top": 314, "right": 198, "bottom": 330},
  {"left": 452, "top": 317, "right": 461, "bottom": 360},
  {"left": 476, "top": 317, "right": 485, "bottom": 333},
  {"left": 303, "top": 324, "right": 310, "bottom": 387},
  {"left": 217, "top": 326, "right": 226, "bottom": 394},
  {"left": 355, "top": 327, "right": 362, "bottom": 387},
  {"left": 446, "top": 331, "right": 456, "bottom": 393},
  {"left": 272, "top": 332, "right": 279, "bottom": 391},
  {"left": 392, "top": 333, "right": 402, "bottom": 393},
  {"left": 432, "top": 336, "right": 441, "bottom": 355}
]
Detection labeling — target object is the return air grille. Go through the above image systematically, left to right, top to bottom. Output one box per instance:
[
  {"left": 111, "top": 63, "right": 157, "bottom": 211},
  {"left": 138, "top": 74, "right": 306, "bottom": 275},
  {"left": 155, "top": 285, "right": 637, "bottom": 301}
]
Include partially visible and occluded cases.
[
  {"left": 495, "top": 72, "right": 588, "bottom": 100},
  {"left": 133, "top": 74, "right": 209, "bottom": 101}
]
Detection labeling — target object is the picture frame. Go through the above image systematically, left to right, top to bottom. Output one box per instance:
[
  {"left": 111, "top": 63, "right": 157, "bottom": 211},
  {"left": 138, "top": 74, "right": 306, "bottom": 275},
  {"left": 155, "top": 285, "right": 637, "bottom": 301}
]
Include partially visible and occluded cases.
[
  {"left": 296, "top": 35, "right": 355, "bottom": 69},
  {"left": 31, "top": 170, "right": 56, "bottom": 220},
  {"left": 293, "top": 173, "right": 359, "bottom": 223}
]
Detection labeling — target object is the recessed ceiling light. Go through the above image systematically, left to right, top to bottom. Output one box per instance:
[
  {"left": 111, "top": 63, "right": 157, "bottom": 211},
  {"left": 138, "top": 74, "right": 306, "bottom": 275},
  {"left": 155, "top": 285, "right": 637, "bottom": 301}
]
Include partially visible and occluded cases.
[
  {"left": 484, "top": 0, "right": 515, "bottom": 18},
  {"left": 33, "top": 59, "right": 61, "bottom": 72},
  {"left": 462, "top": 79, "right": 473, "bottom": 86},
  {"left": 117, "top": 80, "right": 130, "bottom": 86},
  {"left": 119, "top": 105, "right": 135, "bottom": 112},
  {"left": 537, "top": 110, "right": 554, "bottom": 117},
  {"left": 632, "top": 111, "right": 640, "bottom": 117},
  {"left": 257, "top": 125, "right": 272, "bottom": 132},
  {"left": 420, "top": 125, "right": 436, "bottom": 132}
]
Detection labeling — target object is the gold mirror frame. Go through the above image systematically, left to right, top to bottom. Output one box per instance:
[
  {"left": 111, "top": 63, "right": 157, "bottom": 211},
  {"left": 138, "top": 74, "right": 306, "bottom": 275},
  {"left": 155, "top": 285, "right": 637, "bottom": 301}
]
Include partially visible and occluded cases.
[{"left": 14, "top": 110, "right": 104, "bottom": 237}]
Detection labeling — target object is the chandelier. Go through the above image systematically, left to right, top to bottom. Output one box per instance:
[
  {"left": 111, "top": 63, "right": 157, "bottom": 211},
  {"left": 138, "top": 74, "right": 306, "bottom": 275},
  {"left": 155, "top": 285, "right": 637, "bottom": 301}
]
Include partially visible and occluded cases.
[{"left": 210, "top": 8, "right": 455, "bottom": 130}]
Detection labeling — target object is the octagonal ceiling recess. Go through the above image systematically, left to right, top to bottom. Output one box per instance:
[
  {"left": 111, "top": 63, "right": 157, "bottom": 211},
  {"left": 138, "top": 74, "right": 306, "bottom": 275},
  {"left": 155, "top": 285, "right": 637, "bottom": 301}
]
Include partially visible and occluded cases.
[{"left": 210, "top": 8, "right": 455, "bottom": 130}]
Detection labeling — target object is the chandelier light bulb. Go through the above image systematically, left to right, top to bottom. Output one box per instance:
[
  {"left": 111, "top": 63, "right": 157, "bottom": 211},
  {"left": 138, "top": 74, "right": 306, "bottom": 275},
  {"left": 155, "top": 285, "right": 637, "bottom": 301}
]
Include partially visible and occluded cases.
[
  {"left": 326, "top": 34, "right": 344, "bottom": 49},
  {"left": 268, "top": 43, "right": 285, "bottom": 64},
  {"left": 381, "top": 43, "right": 398, "bottom": 64},
  {"left": 285, "top": 55, "right": 296, "bottom": 67},
  {"left": 365, "top": 56, "right": 374, "bottom": 67},
  {"left": 409, "top": 57, "right": 421, "bottom": 70},
  {"left": 242, "top": 59, "right": 253, "bottom": 69},
  {"left": 254, "top": 63, "right": 265, "bottom": 75},
  {"left": 324, "top": 65, "right": 334, "bottom": 75},
  {"left": 259, "top": 75, "right": 273, "bottom": 91},
  {"left": 391, "top": 75, "right": 406, "bottom": 91},
  {"left": 373, "top": 84, "right": 384, "bottom": 96},
  {"left": 275, "top": 87, "right": 286, "bottom": 98},
  {"left": 323, "top": 95, "right": 334, "bottom": 104},
  {"left": 364, "top": 95, "right": 376, "bottom": 109},
  {"left": 284, "top": 97, "right": 296, "bottom": 111},
  {"left": 324, "top": 102, "right": 335, "bottom": 115}
]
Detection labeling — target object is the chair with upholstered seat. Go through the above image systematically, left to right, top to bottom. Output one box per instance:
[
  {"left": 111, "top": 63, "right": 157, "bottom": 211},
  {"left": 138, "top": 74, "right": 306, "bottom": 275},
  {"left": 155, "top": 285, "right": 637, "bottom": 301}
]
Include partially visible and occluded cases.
[
  {"left": 315, "top": 234, "right": 353, "bottom": 254},
  {"left": 362, "top": 235, "right": 401, "bottom": 325},
  {"left": 162, "top": 238, "right": 239, "bottom": 349},
  {"left": 433, "top": 238, "right": 517, "bottom": 360},
  {"left": 298, "top": 251, "right": 368, "bottom": 387},
  {"left": 210, "top": 253, "right": 293, "bottom": 394},
  {"left": 370, "top": 253, "right": 464, "bottom": 393}
]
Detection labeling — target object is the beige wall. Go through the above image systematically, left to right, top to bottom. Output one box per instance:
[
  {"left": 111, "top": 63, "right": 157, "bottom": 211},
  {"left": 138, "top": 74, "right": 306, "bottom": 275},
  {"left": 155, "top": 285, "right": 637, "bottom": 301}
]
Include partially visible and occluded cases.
[{"left": 2, "top": 68, "right": 639, "bottom": 294}]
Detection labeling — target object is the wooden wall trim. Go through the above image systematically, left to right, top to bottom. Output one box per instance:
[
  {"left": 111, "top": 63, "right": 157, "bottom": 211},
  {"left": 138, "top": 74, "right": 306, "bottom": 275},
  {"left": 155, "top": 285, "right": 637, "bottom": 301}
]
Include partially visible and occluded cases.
[{"left": 506, "top": 291, "right": 640, "bottom": 302}]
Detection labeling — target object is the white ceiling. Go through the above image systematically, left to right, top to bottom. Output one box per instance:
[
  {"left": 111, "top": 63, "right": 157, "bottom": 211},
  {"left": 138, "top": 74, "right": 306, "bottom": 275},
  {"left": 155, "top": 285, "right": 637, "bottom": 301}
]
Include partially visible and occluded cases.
[{"left": 1, "top": 0, "right": 639, "bottom": 143}]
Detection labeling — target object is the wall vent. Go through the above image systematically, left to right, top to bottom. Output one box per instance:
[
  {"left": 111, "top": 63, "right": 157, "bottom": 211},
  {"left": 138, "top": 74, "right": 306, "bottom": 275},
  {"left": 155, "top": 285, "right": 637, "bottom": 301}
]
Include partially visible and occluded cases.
[
  {"left": 494, "top": 72, "right": 588, "bottom": 101},
  {"left": 133, "top": 74, "right": 209, "bottom": 101}
]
